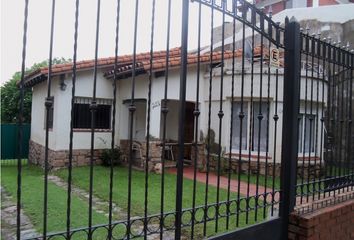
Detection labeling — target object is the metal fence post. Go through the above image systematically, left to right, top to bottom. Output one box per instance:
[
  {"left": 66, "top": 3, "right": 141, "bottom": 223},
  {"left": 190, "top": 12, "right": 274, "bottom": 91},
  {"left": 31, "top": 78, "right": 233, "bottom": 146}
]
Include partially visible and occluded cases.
[
  {"left": 175, "top": 0, "right": 189, "bottom": 239},
  {"left": 280, "top": 17, "right": 301, "bottom": 239}
]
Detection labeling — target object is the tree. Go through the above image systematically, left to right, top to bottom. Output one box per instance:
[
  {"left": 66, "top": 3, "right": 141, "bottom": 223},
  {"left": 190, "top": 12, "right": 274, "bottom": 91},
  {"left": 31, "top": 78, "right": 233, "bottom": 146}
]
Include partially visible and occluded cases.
[{"left": 1, "top": 57, "right": 71, "bottom": 123}]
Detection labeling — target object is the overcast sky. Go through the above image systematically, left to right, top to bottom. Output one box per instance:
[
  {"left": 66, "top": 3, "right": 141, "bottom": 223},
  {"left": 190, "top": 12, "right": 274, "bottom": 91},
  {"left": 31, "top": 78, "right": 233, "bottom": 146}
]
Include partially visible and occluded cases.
[{"left": 1, "top": 0, "right": 237, "bottom": 86}]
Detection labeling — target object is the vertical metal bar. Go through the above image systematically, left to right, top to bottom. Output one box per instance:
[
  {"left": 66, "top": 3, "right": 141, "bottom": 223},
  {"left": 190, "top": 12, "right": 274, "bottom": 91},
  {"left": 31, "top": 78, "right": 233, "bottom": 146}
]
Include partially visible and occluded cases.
[
  {"left": 17, "top": 0, "right": 29, "bottom": 239},
  {"left": 43, "top": 0, "right": 56, "bottom": 238},
  {"left": 66, "top": 0, "right": 80, "bottom": 238},
  {"left": 88, "top": 0, "right": 101, "bottom": 239},
  {"left": 127, "top": 0, "right": 139, "bottom": 238},
  {"left": 144, "top": 0, "right": 156, "bottom": 238},
  {"left": 160, "top": 0, "right": 172, "bottom": 238},
  {"left": 175, "top": 0, "right": 189, "bottom": 239},
  {"left": 215, "top": 0, "right": 226, "bottom": 232},
  {"left": 226, "top": 0, "right": 237, "bottom": 229},
  {"left": 108, "top": 1, "right": 120, "bottom": 239},
  {"left": 191, "top": 1, "right": 202, "bottom": 238},
  {"left": 203, "top": 1, "right": 214, "bottom": 236},
  {"left": 236, "top": 2, "right": 246, "bottom": 227},
  {"left": 246, "top": 3, "right": 254, "bottom": 224},
  {"left": 255, "top": 10, "right": 264, "bottom": 222},
  {"left": 263, "top": 10, "right": 273, "bottom": 219},
  {"left": 280, "top": 18, "right": 301, "bottom": 239},
  {"left": 271, "top": 23, "right": 280, "bottom": 216},
  {"left": 295, "top": 28, "right": 304, "bottom": 199},
  {"left": 300, "top": 30, "right": 309, "bottom": 203},
  {"left": 313, "top": 34, "right": 321, "bottom": 199},
  {"left": 307, "top": 35, "right": 315, "bottom": 202},
  {"left": 318, "top": 38, "right": 326, "bottom": 198},
  {"left": 325, "top": 40, "right": 332, "bottom": 197},
  {"left": 329, "top": 42, "right": 337, "bottom": 195},
  {"left": 331, "top": 44, "right": 338, "bottom": 196},
  {"left": 338, "top": 47, "right": 345, "bottom": 185},
  {"left": 344, "top": 50, "right": 350, "bottom": 191},
  {"left": 348, "top": 53, "right": 353, "bottom": 191}
]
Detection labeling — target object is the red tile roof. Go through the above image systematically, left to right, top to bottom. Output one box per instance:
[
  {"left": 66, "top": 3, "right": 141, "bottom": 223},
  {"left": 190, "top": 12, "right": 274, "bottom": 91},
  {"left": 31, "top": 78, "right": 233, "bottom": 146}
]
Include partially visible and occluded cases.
[
  {"left": 24, "top": 45, "right": 277, "bottom": 87},
  {"left": 104, "top": 45, "right": 266, "bottom": 79},
  {"left": 23, "top": 48, "right": 181, "bottom": 87}
]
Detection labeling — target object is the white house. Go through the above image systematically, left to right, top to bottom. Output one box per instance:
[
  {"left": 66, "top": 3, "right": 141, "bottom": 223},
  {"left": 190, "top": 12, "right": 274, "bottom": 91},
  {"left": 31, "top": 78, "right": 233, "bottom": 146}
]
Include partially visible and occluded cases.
[
  {"left": 25, "top": 4, "right": 354, "bottom": 175},
  {"left": 24, "top": 40, "right": 327, "bottom": 178}
]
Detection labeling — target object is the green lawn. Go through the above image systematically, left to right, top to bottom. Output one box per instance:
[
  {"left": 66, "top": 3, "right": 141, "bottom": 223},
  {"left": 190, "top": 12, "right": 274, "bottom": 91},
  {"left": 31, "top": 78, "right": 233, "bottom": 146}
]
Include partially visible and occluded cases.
[
  {"left": 1, "top": 163, "right": 268, "bottom": 239},
  {"left": 1, "top": 164, "right": 115, "bottom": 239},
  {"left": 55, "top": 166, "right": 267, "bottom": 239},
  {"left": 229, "top": 172, "right": 281, "bottom": 190}
]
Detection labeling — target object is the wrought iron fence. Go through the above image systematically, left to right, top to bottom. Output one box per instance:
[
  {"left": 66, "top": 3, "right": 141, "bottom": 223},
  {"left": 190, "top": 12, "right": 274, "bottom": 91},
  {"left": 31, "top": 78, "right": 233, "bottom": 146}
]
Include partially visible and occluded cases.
[
  {"left": 8, "top": 0, "right": 354, "bottom": 240},
  {"left": 295, "top": 30, "right": 354, "bottom": 206}
]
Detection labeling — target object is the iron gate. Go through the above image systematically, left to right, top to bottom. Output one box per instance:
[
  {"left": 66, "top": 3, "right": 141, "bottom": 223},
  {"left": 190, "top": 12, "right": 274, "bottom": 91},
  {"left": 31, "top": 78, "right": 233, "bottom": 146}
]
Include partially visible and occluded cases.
[{"left": 9, "top": 0, "right": 354, "bottom": 240}]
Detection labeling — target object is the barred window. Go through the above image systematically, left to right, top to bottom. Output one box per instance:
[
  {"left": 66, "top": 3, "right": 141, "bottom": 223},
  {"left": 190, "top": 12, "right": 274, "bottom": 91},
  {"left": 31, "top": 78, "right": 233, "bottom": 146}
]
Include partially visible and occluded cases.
[
  {"left": 73, "top": 97, "right": 112, "bottom": 129},
  {"left": 232, "top": 101, "right": 269, "bottom": 152},
  {"left": 298, "top": 114, "right": 316, "bottom": 153}
]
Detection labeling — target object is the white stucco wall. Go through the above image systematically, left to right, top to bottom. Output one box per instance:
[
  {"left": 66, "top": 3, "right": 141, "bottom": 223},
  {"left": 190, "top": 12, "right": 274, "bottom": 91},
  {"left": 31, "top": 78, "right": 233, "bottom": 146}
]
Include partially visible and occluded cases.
[
  {"left": 31, "top": 70, "right": 119, "bottom": 151},
  {"left": 55, "top": 71, "right": 118, "bottom": 150},
  {"left": 30, "top": 78, "right": 58, "bottom": 149}
]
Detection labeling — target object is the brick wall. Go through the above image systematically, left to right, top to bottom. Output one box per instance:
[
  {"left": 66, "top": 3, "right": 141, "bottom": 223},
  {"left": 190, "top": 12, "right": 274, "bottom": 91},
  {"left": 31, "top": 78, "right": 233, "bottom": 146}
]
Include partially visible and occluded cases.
[{"left": 288, "top": 199, "right": 354, "bottom": 240}]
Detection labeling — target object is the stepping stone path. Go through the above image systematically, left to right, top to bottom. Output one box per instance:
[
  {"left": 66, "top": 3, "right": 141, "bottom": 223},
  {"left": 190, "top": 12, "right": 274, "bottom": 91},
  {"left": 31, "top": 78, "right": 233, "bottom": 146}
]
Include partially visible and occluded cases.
[
  {"left": 48, "top": 175, "right": 181, "bottom": 240},
  {"left": 48, "top": 175, "right": 126, "bottom": 219},
  {"left": 1, "top": 186, "right": 37, "bottom": 240}
]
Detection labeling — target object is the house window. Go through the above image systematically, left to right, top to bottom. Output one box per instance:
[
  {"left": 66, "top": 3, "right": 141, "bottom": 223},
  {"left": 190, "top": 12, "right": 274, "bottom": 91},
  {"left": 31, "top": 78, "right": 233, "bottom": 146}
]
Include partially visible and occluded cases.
[
  {"left": 73, "top": 97, "right": 112, "bottom": 129},
  {"left": 232, "top": 101, "right": 269, "bottom": 152},
  {"left": 232, "top": 102, "right": 248, "bottom": 150},
  {"left": 298, "top": 114, "right": 316, "bottom": 153}
]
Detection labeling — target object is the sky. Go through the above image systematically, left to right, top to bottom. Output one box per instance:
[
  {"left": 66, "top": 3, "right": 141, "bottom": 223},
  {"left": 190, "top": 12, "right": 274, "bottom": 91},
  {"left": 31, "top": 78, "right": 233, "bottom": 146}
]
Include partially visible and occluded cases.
[{"left": 0, "top": 0, "right": 234, "bottom": 86}]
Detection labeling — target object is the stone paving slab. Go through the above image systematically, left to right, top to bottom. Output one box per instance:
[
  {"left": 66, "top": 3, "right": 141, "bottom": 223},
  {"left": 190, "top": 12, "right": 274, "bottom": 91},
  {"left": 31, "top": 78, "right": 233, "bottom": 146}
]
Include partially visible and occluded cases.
[{"left": 1, "top": 186, "right": 37, "bottom": 240}]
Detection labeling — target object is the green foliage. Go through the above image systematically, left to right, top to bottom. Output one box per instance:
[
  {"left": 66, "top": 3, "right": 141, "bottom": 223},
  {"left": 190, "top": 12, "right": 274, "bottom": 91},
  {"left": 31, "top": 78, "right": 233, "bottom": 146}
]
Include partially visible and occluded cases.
[
  {"left": 0, "top": 57, "right": 71, "bottom": 123},
  {"left": 1, "top": 72, "right": 32, "bottom": 123},
  {"left": 100, "top": 146, "right": 122, "bottom": 166}
]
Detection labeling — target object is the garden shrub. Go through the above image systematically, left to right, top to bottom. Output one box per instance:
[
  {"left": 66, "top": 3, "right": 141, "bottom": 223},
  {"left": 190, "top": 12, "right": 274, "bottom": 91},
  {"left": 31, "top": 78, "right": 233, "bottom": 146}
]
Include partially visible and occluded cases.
[{"left": 101, "top": 147, "right": 122, "bottom": 167}]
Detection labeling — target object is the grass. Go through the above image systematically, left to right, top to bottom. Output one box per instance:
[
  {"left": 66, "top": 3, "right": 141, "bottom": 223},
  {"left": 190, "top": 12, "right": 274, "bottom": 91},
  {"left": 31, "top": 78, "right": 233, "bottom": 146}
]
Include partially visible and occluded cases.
[
  {"left": 1, "top": 162, "right": 270, "bottom": 239},
  {"left": 1, "top": 164, "right": 113, "bottom": 239},
  {"left": 54, "top": 166, "right": 268, "bottom": 239},
  {"left": 229, "top": 172, "right": 281, "bottom": 190}
]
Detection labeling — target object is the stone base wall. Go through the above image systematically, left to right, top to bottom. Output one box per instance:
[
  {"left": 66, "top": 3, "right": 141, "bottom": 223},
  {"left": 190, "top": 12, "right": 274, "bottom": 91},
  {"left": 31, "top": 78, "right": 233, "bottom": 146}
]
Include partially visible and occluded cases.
[
  {"left": 28, "top": 139, "right": 323, "bottom": 178},
  {"left": 28, "top": 140, "right": 102, "bottom": 169},
  {"left": 207, "top": 154, "right": 282, "bottom": 177},
  {"left": 207, "top": 155, "right": 322, "bottom": 178}
]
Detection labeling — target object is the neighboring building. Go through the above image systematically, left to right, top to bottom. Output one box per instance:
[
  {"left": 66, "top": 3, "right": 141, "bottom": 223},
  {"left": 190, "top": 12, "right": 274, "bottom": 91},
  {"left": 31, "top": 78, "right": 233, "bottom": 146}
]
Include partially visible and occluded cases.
[{"left": 255, "top": 0, "right": 354, "bottom": 14}]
